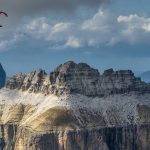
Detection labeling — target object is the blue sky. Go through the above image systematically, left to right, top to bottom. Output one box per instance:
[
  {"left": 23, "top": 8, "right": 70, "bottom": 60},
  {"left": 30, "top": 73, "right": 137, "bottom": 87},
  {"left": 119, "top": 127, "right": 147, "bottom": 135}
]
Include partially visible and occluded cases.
[{"left": 0, "top": 0, "right": 150, "bottom": 75}]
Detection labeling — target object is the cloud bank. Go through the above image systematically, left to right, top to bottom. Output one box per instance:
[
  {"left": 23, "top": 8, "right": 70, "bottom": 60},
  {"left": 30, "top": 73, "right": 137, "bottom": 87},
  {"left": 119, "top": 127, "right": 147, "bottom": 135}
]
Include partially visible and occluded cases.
[
  {"left": 0, "top": 0, "right": 110, "bottom": 17},
  {"left": 1, "top": 9, "right": 150, "bottom": 51}
]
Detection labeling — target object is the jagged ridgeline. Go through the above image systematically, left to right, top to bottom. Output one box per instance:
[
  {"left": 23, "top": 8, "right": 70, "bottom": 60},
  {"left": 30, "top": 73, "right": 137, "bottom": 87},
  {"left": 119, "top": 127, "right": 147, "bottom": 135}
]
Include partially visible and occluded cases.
[
  {"left": 0, "top": 61, "right": 150, "bottom": 150},
  {"left": 6, "top": 61, "right": 150, "bottom": 96}
]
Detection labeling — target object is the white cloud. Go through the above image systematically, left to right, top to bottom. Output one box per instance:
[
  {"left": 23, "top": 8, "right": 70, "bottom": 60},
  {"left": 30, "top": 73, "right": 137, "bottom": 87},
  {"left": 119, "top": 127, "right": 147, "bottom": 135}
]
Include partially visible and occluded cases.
[
  {"left": 1, "top": 9, "right": 150, "bottom": 52},
  {"left": 81, "top": 10, "right": 111, "bottom": 31},
  {"left": 117, "top": 14, "right": 150, "bottom": 43},
  {"left": 25, "top": 18, "right": 51, "bottom": 39},
  {"left": 51, "top": 22, "right": 72, "bottom": 33},
  {"left": 0, "top": 33, "right": 21, "bottom": 52},
  {"left": 65, "top": 36, "right": 82, "bottom": 48},
  {"left": 0, "top": 41, "right": 8, "bottom": 50}
]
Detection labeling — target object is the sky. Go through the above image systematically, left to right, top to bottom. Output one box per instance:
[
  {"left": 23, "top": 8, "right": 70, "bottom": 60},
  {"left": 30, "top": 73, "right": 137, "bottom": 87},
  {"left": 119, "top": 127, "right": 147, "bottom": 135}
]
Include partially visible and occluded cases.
[{"left": 0, "top": 0, "right": 150, "bottom": 76}]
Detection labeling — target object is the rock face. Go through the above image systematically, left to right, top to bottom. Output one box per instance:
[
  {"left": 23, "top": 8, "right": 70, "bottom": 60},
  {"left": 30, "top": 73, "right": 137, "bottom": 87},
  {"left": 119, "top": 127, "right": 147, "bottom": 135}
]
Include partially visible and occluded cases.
[
  {"left": 0, "top": 61, "right": 150, "bottom": 150},
  {"left": 6, "top": 61, "right": 150, "bottom": 97},
  {"left": 0, "top": 63, "right": 6, "bottom": 89},
  {"left": 0, "top": 124, "right": 149, "bottom": 150}
]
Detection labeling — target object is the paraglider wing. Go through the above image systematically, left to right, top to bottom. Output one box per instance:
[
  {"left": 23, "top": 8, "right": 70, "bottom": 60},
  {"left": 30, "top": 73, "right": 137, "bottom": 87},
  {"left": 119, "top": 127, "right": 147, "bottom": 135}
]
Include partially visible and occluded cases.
[
  {"left": 0, "top": 11, "right": 8, "bottom": 17},
  {"left": 0, "top": 11, "right": 8, "bottom": 28}
]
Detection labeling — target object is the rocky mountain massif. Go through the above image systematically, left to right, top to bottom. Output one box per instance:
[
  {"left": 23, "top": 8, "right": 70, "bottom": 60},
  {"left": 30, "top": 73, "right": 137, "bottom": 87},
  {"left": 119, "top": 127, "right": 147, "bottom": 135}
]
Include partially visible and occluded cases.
[
  {"left": 0, "top": 61, "right": 150, "bottom": 150},
  {"left": 6, "top": 61, "right": 150, "bottom": 97}
]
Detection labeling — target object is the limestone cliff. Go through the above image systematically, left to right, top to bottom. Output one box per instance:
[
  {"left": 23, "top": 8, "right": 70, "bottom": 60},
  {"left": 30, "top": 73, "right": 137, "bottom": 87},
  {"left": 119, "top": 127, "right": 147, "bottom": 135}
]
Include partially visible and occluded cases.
[
  {"left": 0, "top": 61, "right": 150, "bottom": 150},
  {"left": 6, "top": 61, "right": 150, "bottom": 96},
  {"left": 0, "top": 124, "right": 149, "bottom": 150}
]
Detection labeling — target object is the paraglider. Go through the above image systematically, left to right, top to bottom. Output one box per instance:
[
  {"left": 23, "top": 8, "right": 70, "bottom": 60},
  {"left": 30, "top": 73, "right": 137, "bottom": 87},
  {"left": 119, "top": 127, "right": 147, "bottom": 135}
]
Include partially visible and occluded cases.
[
  {"left": 0, "top": 11, "right": 8, "bottom": 27},
  {"left": 0, "top": 11, "right": 8, "bottom": 17}
]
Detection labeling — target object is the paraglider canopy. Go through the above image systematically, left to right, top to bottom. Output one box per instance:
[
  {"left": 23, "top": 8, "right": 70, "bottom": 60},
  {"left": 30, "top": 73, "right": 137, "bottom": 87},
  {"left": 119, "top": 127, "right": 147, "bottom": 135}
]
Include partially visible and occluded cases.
[
  {"left": 0, "top": 11, "right": 8, "bottom": 17},
  {"left": 0, "top": 11, "right": 8, "bottom": 27}
]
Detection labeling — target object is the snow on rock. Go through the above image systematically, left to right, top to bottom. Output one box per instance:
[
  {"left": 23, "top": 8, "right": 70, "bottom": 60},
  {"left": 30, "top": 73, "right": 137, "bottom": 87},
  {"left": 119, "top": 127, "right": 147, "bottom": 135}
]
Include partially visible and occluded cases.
[
  {"left": 0, "top": 61, "right": 150, "bottom": 130},
  {"left": 0, "top": 87, "right": 150, "bottom": 128}
]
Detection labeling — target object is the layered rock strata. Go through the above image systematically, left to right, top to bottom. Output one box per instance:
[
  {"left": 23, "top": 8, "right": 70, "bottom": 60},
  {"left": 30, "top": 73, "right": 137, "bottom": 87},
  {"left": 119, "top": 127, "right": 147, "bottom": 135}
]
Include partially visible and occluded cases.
[
  {"left": 0, "top": 61, "right": 149, "bottom": 150},
  {"left": 6, "top": 61, "right": 150, "bottom": 97},
  {"left": 0, "top": 124, "right": 149, "bottom": 150}
]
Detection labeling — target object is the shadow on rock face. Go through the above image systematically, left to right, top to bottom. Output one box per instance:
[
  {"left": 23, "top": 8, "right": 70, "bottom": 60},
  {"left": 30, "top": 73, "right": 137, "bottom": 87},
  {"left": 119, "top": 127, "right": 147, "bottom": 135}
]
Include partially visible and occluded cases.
[{"left": 0, "top": 63, "right": 6, "bottom": 89}]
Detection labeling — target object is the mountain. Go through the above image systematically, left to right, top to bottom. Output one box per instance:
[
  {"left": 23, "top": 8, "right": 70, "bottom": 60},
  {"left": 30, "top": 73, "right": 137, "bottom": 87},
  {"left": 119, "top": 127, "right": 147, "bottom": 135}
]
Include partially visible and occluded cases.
[
  {"left": 0, "top": 61, "right": 150, "bottom": 150},
  {"left": 0, "top": 63, "right": 6, "bottom": 88},
  {"left": 140, "top": 71, "right": 150, "bottom": 83}
]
